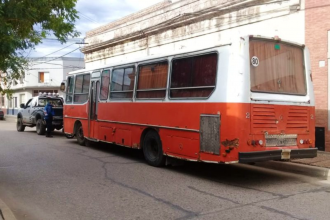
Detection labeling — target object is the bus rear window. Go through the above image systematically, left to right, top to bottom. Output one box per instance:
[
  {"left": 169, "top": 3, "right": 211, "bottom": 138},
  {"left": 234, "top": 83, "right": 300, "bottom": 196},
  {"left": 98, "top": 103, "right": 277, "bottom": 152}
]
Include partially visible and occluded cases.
[{"left": 250, "top": 39, "right": 306, "bottom": 95}]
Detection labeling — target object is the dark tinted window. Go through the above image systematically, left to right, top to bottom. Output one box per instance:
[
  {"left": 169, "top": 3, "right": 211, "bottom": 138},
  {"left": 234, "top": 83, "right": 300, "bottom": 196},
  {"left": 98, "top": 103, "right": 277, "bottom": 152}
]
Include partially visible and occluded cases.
[{"left": 170, "top": 53, "right": 217, "bottom": 98}]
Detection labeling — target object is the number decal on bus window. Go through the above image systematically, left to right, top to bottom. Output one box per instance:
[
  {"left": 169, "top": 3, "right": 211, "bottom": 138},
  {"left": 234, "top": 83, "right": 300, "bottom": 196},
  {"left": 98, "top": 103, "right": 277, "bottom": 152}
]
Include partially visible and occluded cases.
[{"left": 251, "top": 56, "right": 259, "bottom": 67}]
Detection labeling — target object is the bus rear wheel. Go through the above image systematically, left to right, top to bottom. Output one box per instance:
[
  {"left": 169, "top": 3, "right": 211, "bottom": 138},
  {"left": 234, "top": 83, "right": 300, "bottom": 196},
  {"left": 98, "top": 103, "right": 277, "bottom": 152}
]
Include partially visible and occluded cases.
[
  {"left": 76, "top": 123, "right": 86, "bottom": 146},
  {"left": 143, "top": 130, "right": 165, "bottom": 167}
]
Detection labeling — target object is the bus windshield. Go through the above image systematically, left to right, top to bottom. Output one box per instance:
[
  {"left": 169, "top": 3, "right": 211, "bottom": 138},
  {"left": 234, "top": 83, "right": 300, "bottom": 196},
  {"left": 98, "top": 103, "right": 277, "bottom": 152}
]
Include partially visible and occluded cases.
[{"left": 250, "top": 39, "right": 306, "bottom": 95}]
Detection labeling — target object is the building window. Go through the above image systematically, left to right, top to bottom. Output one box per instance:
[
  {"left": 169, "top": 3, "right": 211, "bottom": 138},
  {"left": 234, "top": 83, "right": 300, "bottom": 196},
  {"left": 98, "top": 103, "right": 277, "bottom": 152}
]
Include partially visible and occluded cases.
[
  {"left": 170, "top": 53, "right": 217, "bottom": 98},
  {"left": 136, "top": 61, "right": 168, "bottom": 99},
  {"left": 110, "top": 67, "right": 135, "bottom": 99},
  {"left": 100, "top": 70, "right": 110, "bottom": 100},
  {"left": 39, "top": 72, "right": 44, "bottom": 83},
  {"left": 74, "top": 74, "right": 90, "bottom": 104},
  {"left": 19, "top": 94, "right": 25, "bottom": 105},
  {"left": 0, "top": 96, "right": 4, "bottom": 107},
  {"left": 14, "top": 97, "right": 17, "bottom": 108},
  {"left": 9, "top": 98, "right": 12, "bottom": 108}
]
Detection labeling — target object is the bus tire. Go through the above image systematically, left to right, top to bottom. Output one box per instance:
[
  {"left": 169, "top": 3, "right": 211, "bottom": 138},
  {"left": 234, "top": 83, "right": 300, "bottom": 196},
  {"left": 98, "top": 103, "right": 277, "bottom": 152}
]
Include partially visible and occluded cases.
[
  {"left": 17, "top": 118, "right": 25, "bottom": 132},
  {"left": 36, "top": 119, "right": 46, "bottom": 135},
  {"left": 76, "top": 123, "right": 86, "bottom": 146},
  {"left": 142, "top": 130, "right": 165, "bottom": 167}
]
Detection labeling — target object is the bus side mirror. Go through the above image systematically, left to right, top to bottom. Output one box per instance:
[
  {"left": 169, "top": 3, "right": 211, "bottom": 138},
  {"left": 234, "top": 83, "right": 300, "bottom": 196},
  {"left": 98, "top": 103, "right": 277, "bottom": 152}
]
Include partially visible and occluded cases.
[{"left": 60, "top": 82, "right": 65, "bottom": 92}]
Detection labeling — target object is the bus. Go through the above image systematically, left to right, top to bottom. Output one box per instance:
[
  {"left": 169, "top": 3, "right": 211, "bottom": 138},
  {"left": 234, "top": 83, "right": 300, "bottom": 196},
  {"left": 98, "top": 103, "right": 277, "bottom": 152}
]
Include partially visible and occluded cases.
[{"left": 61, "top": 35, "right": 316, "bottom": 166}]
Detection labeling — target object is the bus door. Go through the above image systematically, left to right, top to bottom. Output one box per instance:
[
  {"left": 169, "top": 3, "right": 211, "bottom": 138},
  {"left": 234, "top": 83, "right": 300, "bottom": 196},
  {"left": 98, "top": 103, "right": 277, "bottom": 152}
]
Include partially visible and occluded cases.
[{"left": 88, "top": 79, "right": 100, "bottom": 139}]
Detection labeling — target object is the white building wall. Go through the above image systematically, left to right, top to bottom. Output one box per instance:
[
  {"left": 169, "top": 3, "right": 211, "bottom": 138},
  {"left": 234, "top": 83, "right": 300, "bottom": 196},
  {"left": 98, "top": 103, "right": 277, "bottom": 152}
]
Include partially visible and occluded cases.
[
  {"left": 83, "top": 0, "right": 305, "bottom": 69},
  {"left": 3, "top": 57, "right": 84, "bottom": 115}
]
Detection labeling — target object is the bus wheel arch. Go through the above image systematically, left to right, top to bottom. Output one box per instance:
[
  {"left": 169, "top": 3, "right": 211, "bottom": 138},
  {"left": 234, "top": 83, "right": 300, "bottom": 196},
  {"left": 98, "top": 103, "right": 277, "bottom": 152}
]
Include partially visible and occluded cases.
[
  {"left": 74, "top": 120, "right": 85, "bottom": 146},
  {"left": 141, "top": 128, "right": 165, "bottom": 167}
]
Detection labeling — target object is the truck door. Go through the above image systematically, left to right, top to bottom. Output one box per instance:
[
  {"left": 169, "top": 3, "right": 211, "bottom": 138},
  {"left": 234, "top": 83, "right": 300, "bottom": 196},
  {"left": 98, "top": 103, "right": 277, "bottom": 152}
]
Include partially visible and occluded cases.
[{"left": 22, "top": 98, "right": 32, "bottom": 123}]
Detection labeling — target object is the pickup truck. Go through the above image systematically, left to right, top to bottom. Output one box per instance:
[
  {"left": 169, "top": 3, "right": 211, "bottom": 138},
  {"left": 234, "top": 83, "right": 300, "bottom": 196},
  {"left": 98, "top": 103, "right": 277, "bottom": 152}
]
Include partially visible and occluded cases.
[{"left": 16, "top": 94, "right": 63, "bottom": 135}]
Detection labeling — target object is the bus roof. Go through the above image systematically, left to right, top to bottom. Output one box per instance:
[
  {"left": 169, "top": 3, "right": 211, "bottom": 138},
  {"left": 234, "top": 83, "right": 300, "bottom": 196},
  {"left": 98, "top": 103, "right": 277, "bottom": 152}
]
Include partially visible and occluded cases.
[{"left": 69, "top": 35, "right": 305, "bottom": 75}]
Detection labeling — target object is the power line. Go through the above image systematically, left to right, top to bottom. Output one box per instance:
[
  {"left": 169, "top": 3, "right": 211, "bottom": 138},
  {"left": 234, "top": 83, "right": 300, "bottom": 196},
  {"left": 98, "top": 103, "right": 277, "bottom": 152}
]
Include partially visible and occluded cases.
[
  {"left": 78, "top": 12, "right": 99, "bottom": 24},
  {"left": 43, "top": 38, "right": 83, "bottom": 42},
  {"left": 40, "top": 43, "right": 77, "bottom": 58},
  {"left": 32, "top": 47, "right": 81, "bottom": 66}
]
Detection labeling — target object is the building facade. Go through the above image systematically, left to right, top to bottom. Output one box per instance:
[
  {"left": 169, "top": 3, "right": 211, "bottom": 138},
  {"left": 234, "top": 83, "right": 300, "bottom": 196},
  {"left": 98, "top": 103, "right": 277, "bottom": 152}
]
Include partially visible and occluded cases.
[
  {"left": 82, "top": 0, "right": 305, "bottom": 68},
  {"left": 305, "top": 0, "right": 330, "bottom": 151},
  {"left": 0, "top": 57, "right": 84, "bottom": 115}
]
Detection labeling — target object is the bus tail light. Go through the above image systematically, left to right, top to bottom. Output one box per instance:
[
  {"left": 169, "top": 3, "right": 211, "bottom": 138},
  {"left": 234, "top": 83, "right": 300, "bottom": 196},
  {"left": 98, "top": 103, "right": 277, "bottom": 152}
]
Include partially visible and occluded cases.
[
  {"left": 299, "top": 139, "right": 313, "bottom": 145},
  {"left": 248, "top": 140, "right": 264, "bottom": 146}
]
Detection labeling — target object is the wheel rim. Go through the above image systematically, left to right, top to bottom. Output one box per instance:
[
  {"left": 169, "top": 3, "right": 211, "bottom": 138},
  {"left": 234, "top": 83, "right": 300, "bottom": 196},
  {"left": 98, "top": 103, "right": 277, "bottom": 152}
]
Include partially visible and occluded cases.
[{"left": 146, "top": 138, "right": 159, "bottom": 161}]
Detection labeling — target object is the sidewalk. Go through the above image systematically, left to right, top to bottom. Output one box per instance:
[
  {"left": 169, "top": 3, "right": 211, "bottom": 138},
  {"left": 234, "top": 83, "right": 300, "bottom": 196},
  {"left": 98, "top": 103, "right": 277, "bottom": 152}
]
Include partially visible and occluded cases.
[
  {"left": 2, "top": 115, "right": 16, "bottom": 122},
  {"left": 292, "top": 151, "right": 330, "bottom": 168}
]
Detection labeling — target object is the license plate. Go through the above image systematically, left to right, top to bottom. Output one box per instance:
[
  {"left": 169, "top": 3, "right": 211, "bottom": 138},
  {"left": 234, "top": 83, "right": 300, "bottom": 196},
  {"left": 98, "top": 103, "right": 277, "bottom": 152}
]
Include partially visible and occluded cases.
[{"left": 281, "top": 149, "right": 291, "bottom": 160}]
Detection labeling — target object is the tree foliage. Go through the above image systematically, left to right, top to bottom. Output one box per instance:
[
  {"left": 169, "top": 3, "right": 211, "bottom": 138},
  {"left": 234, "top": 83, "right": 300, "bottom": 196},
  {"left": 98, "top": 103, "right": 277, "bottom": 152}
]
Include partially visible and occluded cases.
[{"left": 0, "top": 0, "right": 79, "bottom": 95}]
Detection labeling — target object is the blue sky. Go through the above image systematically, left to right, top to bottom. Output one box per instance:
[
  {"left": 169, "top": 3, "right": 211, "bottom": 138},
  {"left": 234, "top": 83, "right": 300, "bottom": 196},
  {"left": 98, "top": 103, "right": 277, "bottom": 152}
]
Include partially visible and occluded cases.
[{"left": 27, "top": 0, "right": 163, "bottom": 59}]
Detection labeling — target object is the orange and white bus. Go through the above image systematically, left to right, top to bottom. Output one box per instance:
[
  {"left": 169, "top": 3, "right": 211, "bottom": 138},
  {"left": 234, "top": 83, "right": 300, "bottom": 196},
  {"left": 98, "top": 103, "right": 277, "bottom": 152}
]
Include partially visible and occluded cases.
[{"left": 61, "top": 35, "right": 316, "bottom": 166}]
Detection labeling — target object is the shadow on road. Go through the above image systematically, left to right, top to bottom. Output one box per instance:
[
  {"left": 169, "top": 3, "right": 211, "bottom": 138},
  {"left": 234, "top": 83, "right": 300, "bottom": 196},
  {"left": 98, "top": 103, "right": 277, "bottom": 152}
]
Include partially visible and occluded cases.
[{"left": 73, "top": 140, "right": 323, "bottom": 188}]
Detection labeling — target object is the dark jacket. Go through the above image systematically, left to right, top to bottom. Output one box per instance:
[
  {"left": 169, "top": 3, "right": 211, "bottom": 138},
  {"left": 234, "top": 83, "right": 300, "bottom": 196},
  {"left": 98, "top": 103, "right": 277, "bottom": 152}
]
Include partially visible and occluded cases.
[{"left": 44, "top": 103, "right": 54, "bottom": 120}]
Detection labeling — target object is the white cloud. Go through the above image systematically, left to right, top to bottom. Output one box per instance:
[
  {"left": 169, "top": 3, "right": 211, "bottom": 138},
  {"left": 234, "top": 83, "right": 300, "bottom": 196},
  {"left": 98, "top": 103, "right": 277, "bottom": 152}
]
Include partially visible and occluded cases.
[{"left": 29, "top": 0, "right": 164, "bottom": 59}]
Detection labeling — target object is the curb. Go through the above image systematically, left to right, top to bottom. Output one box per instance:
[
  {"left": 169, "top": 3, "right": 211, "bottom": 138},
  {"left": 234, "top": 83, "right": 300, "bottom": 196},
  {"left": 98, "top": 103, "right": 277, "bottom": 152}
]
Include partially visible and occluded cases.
[
  {"left": 3, "top": 116, "right": 16, "bottom": 123},
  {"left": 255, "top": 161, "right": 330, "bottom": 180},
  {"left": 0, "top": 198, "right": 16, "bottom": 220}
]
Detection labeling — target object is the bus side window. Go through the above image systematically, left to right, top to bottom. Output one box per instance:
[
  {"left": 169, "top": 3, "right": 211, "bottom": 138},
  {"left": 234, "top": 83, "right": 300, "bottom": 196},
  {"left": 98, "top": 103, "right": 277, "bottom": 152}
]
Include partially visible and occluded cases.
[
  {"left": 170, "top": 53, "right": 217, "bottom": 98},
  {"left": 136, "top": 61, "right": 168, "bottom": 99},
  {"left": 110, "top": 67, "right": 135, "bottom": 99},
  {"left": 100, "top": 69, "right": 110, "bottom": 100},
  {"left": 73, "top": 74, "right": 90, "bottom": 104},
  {"left": 66, "top": 76, "right": 74, "bottom": 103}
]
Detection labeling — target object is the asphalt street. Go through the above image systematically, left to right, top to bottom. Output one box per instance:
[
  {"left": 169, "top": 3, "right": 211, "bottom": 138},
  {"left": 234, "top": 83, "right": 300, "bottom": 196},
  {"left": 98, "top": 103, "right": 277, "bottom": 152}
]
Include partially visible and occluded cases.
[{"left": 0, "top": 120, "right": 330, "bottom": 220}]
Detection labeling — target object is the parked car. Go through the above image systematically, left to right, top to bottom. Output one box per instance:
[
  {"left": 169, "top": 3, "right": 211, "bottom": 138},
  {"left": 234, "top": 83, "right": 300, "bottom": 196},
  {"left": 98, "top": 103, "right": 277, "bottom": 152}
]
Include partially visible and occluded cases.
[
  {"left": 16, "top": 93, "right": 63, "bottom": 134},
  {"left": 0, "top": 110, "right": 4, "bottom": 120}
]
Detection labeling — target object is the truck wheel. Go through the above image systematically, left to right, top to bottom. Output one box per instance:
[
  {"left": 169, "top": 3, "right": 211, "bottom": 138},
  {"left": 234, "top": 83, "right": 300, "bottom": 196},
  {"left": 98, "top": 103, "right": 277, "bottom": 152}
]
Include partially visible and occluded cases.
[
  {"left": 17, "top": 118, "right": 25, "bottom": 132},
  {"left": 36, "top": 119, "right": 46, "bottom": 135},
  {"left": 76, "top": 123, "right": 86, "bottom": 146},
  {"left": 143, "top": 130, "right": 165, "bottom": 167}
]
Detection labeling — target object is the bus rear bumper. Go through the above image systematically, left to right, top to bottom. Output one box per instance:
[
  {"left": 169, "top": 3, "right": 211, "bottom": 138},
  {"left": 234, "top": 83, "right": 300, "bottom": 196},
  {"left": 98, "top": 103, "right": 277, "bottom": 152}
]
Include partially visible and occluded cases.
[{"left": 239, "top": 148, "right": 317, "bottom": 163}]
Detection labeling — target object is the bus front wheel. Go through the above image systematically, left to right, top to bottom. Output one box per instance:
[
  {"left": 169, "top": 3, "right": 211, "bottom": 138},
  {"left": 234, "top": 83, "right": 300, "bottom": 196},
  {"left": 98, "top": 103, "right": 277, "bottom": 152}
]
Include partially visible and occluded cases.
[
  {"left": 76, "top": 123, "right": 86, "bottom": 146},
  {"left": 143, "top": 130, "right": 165, "bottom": 167}
]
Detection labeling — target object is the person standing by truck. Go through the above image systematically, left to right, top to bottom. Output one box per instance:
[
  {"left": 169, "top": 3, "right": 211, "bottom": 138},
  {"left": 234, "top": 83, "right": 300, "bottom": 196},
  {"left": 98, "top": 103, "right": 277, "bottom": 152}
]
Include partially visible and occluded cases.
[{"left": 44, "top": 101, "right": 54, "bottom": 138}]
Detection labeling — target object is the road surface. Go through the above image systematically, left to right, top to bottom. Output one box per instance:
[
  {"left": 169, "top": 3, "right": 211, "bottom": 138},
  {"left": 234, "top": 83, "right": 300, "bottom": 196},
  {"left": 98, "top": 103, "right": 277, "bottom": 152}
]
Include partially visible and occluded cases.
[{"left": 0, "top": 120, "right": 329, "bottom": 220}]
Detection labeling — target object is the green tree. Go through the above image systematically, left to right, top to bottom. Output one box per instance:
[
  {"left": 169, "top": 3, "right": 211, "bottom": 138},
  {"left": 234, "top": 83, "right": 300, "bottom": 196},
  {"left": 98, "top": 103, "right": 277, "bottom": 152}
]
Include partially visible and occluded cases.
[{"left": 0, "top": 0, "right": 80, "bottom": 95}]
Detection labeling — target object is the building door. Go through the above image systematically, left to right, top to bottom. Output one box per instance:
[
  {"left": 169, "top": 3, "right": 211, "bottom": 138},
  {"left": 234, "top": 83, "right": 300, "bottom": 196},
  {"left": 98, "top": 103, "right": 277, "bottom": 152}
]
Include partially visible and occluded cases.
[{"left": 315, "top": 127, "right": 325, "bottom": 151}]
